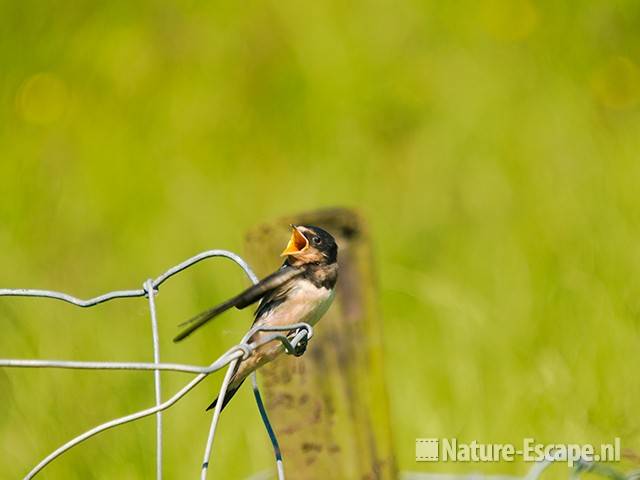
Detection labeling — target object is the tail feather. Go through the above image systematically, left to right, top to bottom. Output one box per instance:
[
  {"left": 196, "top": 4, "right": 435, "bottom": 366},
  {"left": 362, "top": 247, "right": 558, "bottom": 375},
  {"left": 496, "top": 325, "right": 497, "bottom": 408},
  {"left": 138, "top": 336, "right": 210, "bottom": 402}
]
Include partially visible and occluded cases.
[
  {"left": 173, "top": 265, "right": 304, "bottom": 343},
  {"left": 173, "top": 299, "right": 237, "bottom": 342},
  {"left": 206, "top": 378, "right": 245, "bottom": 412}
]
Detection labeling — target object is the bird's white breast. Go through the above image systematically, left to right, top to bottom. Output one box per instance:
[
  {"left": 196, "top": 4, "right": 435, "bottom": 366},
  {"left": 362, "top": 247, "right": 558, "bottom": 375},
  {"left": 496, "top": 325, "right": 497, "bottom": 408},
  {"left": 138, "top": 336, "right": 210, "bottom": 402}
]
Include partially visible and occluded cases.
[{"left": 259, "top": 280, "right": 335, "bottom": 328}]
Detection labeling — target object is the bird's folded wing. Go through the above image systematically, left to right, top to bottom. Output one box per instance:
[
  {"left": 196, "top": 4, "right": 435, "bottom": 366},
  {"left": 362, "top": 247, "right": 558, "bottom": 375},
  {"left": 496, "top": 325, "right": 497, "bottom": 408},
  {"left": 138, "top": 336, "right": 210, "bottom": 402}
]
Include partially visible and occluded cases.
[
  {"left": 173, "top": 265, "right": 303, "bottom": 342},
  {"left": 233, "top": 266, "right": 303, "bottom": 309}
]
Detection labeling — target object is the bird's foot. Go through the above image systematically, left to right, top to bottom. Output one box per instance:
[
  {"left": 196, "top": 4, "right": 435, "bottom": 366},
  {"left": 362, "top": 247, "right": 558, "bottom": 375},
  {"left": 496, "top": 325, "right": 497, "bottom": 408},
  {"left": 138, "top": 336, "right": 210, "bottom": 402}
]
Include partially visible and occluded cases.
[{"left": 292, "top": 333, "right": 308, "bottom": 357}]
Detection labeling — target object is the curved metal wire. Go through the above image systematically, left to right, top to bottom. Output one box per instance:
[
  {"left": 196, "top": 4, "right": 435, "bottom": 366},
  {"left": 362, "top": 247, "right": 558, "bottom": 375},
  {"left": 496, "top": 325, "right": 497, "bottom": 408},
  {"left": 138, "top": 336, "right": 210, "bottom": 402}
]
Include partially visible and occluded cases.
[
  {"left": 0, "top": 249, "right": 306, "bottom": 480},
  {"left": 0, "top": 250, "right": 257, "bottom": 307},
  {"left": 145, "top": 278, "right": 163, "bottom": 479},
  {"left": 199, "top": 323, "right": 313, "bottom": 480},
  {"left": 251, "top": 372, "right": 284, "bottom": 479}
]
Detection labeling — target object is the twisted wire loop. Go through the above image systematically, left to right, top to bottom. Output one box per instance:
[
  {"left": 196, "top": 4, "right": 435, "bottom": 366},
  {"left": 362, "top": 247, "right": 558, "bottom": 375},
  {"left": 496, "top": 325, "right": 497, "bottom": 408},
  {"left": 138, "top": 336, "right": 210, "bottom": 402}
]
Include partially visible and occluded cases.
[{"left": 0, "top": 250, "right": 311, "bottom": 480}]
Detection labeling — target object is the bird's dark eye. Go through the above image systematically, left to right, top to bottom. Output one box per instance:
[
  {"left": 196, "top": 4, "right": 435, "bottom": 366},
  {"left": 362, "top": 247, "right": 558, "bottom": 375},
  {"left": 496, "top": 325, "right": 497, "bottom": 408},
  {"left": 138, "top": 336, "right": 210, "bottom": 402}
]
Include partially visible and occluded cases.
[{"left": 312, "top": 236, "right": 322, "bottom": 246}]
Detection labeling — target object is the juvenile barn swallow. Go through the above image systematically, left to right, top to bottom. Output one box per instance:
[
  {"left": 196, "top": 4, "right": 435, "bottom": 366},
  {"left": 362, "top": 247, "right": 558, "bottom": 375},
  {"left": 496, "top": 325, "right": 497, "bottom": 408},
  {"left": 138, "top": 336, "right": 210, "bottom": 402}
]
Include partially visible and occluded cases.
[{"left": 174, "top": 225, "right": 338, "bottom": 411}]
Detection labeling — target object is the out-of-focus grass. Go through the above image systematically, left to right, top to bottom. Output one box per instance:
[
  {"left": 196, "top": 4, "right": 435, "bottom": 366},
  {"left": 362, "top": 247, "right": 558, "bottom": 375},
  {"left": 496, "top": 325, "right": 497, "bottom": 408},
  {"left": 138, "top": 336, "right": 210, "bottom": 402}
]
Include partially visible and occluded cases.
[{"left": 1, "top": 1, "right": 640, "bottom": 478}]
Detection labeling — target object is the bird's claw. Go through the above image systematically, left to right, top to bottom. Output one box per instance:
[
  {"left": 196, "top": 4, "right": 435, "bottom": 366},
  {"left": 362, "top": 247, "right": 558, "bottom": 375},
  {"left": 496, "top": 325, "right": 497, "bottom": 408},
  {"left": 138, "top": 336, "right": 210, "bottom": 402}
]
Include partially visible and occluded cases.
[{"left": 292, "top": 334, "right": 308, "bottom": 357}]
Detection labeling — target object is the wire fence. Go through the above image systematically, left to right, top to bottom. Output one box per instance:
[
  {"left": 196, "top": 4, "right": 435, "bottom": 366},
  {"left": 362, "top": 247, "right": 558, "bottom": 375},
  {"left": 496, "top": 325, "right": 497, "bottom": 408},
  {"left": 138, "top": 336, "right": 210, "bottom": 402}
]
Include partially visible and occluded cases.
[
  {"left": 0, "top": 249, "right": 312, "bottom": 480},
  {"left": 1, "top": 251, "right": 636, "bottom": 480}
]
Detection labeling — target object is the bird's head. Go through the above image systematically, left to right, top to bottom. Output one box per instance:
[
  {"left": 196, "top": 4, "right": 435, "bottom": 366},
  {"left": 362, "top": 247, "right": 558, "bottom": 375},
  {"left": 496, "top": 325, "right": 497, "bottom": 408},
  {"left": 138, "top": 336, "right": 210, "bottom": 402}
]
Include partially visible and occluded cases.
[{"left": 280, "top": 225, "right": 338, "bottom": 266}]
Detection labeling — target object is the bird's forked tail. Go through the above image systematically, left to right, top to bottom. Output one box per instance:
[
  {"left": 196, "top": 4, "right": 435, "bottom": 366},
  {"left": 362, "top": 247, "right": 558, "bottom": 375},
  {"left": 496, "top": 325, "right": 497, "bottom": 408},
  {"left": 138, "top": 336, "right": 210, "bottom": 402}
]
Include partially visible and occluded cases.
[{"left": 206, "top": 378, "right": 246, "bottom": 412}]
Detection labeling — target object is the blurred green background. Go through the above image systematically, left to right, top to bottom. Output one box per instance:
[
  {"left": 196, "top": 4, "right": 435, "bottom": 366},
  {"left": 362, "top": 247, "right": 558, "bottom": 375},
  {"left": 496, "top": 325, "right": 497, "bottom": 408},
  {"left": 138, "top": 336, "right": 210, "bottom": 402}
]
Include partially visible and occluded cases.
[{"left": 1, "top": 0, "right": 640, "bottom": 478}]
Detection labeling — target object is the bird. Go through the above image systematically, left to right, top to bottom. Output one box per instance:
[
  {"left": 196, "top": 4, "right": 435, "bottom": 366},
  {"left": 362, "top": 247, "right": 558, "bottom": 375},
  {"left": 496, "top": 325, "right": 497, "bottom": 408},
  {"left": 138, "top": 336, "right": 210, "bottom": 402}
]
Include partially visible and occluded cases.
[{"left": 173, "top": 224, "right": 338, "bottom": 412}]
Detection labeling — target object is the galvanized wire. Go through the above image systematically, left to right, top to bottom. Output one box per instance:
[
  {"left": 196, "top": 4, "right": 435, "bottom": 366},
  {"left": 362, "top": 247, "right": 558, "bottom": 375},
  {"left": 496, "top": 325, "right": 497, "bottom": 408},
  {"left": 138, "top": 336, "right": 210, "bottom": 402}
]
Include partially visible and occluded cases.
[
  {"left": 0, "top": 249, "right": 309, "bottom": 480},
  {"left": 145, "top": 278, "right": 163, "bottom": 479}
]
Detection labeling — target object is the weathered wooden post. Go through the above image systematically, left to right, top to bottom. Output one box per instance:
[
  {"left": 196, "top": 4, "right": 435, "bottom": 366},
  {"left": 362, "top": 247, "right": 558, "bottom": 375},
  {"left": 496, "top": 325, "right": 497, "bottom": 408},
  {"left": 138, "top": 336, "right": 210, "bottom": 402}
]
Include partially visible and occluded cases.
[{"left": 246, "top": 208, "right": 397, "bottom": 480}]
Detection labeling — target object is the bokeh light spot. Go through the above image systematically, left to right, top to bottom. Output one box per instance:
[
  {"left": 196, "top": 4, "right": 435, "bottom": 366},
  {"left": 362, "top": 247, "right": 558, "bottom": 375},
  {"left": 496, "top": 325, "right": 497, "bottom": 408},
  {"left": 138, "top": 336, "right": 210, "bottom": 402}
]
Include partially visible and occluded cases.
[
  {"left": 480, "top": 0, "right": 539, "bottom": 41},
  {"left": 591, "top": 56, "right": 640, "bottom": 110},
  {"left": 15, "top": 72, "right": 69, "bottom": 125}
]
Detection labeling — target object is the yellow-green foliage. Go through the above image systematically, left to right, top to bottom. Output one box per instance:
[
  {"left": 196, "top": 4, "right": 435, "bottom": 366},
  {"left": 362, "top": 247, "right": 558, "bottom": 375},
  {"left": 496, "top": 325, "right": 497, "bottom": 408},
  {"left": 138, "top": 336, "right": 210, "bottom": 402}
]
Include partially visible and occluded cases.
[{"left": 1, "top": 1, "right": 639, "bottom": 478}]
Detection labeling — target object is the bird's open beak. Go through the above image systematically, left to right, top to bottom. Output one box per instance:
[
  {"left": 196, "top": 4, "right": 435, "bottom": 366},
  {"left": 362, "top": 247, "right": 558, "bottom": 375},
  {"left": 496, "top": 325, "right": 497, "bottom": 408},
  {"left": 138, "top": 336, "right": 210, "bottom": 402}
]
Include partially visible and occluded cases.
[{"left": 280, "top": 225, "right": 309, "bottom": 256}]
